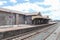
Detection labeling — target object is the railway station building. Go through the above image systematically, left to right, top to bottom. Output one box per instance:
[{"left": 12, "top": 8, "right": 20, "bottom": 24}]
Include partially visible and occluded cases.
[
  {"left": 0, "top": 8, "right": 50, "bottom": 26},
  {"left": 0, "top": 8, "right": 25, "bottom": 25},
  {"left": 31, "top": 12, "right": 50, "bottom": 25}
]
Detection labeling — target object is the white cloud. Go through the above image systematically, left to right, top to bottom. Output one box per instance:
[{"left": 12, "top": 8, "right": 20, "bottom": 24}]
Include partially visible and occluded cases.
[
  {"left": 2, "top": 0, "right": 60, "bottom": 20},
  {"left": 10, "top": 0, "right": 17, "bottom": 3},
  {"left": 25, "top": 0, "right": 30, "bottom": 2},
  {"left": 35, "top": 0, "right": 60, "bottom": 10},
  {"left": 40, "top": 0, "right": 60, "bottom": 20},
  {"left": 42, "top": 0, "right": 60, "bottom": 10},
  {"left": 0, "top": 1, "right": 7, "bottom": 5},
  {"left": 3, "top": 2, "right": 45, "bottom": 12},
  {"left": 50, "top": 11, "right": 60, "bottom": 20}
]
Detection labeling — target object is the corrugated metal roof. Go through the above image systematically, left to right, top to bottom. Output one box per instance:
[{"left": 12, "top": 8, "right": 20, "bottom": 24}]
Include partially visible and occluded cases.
[
  {"left": 0, "top": 8, "right": 24, "bottom": 15},
  {"left": 0, "top": 8, "right": 42, "bottom": 16},
  {"left": 0, "top": 8, "right": 36, "bottom": 15},
  {"left": 23, "top": 12, "right": 40, "bottom": 16},
  {"left": 23, "top": 12, "right": 42, "bottom": 16},
  {"left": 32, "top": 15, "right": 50, "bottom": 20}
]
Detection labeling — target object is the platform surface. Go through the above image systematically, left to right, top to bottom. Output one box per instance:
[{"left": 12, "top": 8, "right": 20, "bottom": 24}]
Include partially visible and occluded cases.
[{"left": 0, "top": 22, "right": 55, "bottom": 32}]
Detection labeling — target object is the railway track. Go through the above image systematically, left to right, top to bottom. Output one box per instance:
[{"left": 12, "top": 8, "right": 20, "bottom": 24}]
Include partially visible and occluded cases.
[
  {"left": 2, "top": 23, "right": 57, "bottom": 40},
  {"left": 22, "top": 23, "right": 58, "bottom": 40},
  {"left": 23, "top": 23, "right": 60, "bottom": 40},
  {"left": 45, "top": 23, "right": 60, "bottom": 40}
]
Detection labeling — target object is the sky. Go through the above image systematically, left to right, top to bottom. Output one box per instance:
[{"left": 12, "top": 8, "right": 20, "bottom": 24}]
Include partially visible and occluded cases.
[{"left": 0, "top": 0, "right": 60, "bottom": 20}]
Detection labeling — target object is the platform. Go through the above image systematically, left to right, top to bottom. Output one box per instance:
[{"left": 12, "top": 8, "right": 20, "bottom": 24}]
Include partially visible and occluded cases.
[
  {"left": 0, "top": 22, "right": 55, "bottom": 32},
  {"left": 0, "top": 22, "right": 56, "bottom": 40}
]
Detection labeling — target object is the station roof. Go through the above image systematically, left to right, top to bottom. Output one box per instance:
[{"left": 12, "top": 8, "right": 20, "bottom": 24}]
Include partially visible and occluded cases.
[
  {"left": 0, "top": 8, "right": 42, "bottom": 16},
  {"left": 0, "top": 8, "right": 25, "bottom": 15},
  {"left": 23, "top": 12, "right": 42, "bottom": 16},
  {"left": 32, "top": 15, "right": 50, "bottom": 20}
]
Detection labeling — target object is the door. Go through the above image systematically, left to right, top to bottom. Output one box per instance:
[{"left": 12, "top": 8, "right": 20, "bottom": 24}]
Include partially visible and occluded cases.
[{"left": 0, "top": 16, "right": 6, "bottom": 26}]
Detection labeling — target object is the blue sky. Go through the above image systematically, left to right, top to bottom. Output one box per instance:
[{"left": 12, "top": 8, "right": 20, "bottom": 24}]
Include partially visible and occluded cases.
[{"left": 0, "top": 0, "right": 60, "bottom": 20}]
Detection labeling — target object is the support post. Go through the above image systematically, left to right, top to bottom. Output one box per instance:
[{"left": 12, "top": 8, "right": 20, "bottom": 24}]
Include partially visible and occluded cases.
[{"left": 15, "top": 14, "right": 19, "bottom": 25}]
